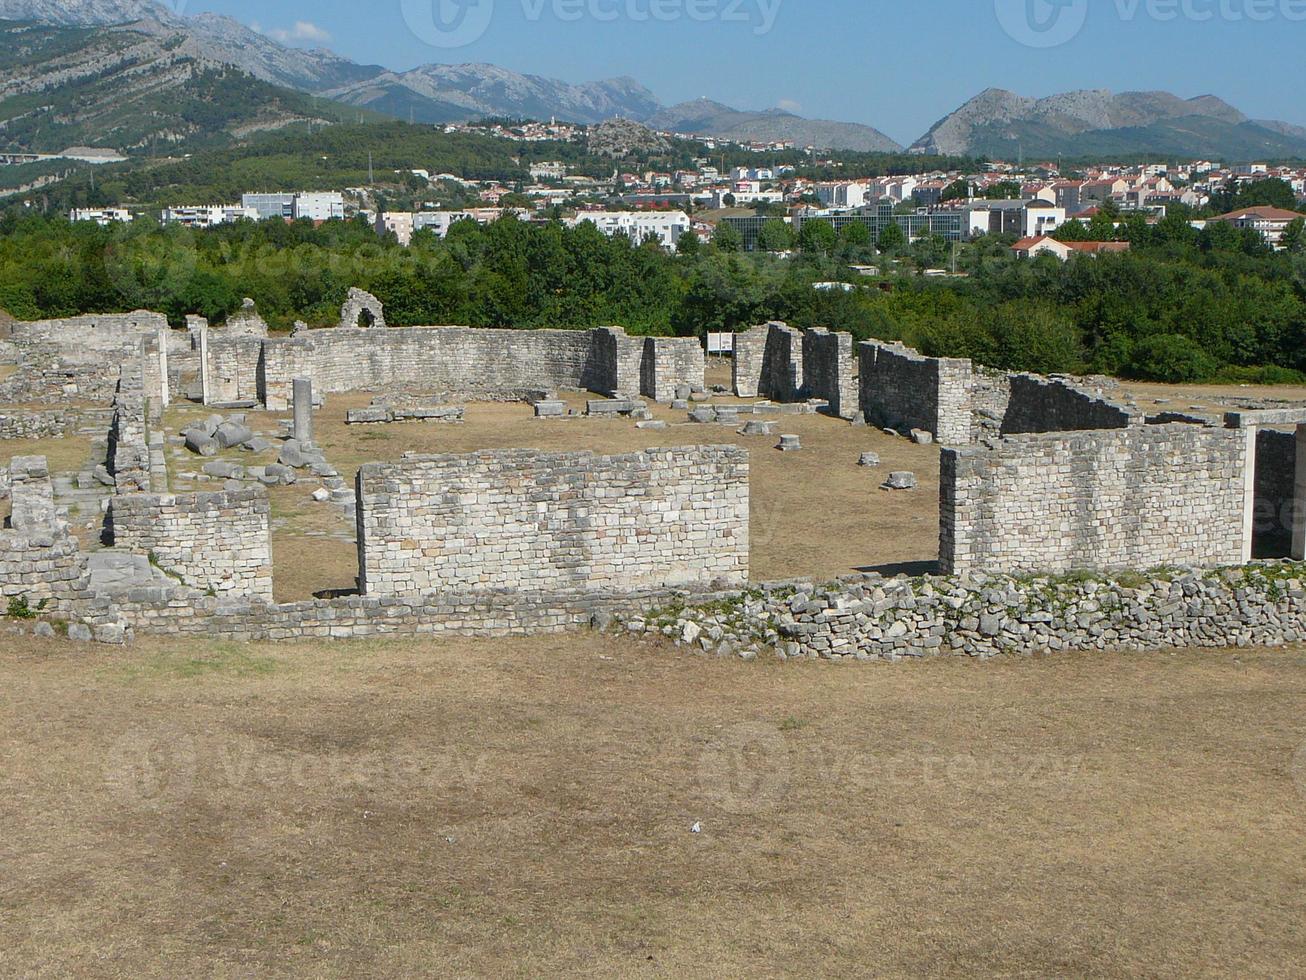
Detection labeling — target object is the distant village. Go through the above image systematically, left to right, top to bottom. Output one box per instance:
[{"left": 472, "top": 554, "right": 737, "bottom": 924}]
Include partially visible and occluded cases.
[{"left": 62, "top": 118, "right": 1306, "bottom": 257}]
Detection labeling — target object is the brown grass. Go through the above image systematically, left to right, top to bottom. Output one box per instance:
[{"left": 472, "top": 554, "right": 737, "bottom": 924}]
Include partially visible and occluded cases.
[{"left": 1, "top": 633, "right": 1304, "bottom": 976}]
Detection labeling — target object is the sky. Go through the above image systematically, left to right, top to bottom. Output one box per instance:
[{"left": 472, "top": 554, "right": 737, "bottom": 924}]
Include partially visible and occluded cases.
[{"left": 176, "top": 0, "right": 1306, "bottom": 144}]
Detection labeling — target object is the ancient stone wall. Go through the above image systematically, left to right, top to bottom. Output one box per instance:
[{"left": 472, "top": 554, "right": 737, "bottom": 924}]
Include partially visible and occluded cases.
[
  {"left": 8, "top": 311, "right": 169, "bottom": 353},
  {"left": 761, "top": 323, "right": 804, "bottom": 401},
  {"left": 731, "top": 324, "right": 770, "bottom": 398},
  {"left": 801, "top": 328, "right": 857, "bottom": 420},
  {"left": 206, "top": 334, "right": 264, "bottom": 405},
  {"left": 642, "top": 337, "right": 706, "bottom": 402},
  {"left": 859, "top": 341, "right": 973, "bottom": 444},
  {"left": 108, "top": 363, "right": 151, "bottom": 494},
  {"left": 1001, "top": 374, "right": 1141, "bottom": 435},
  {"left": 0, "top": 410, "right": 74, "bottom": 440},
  {"left": 940, "top": 425, "right": 1250, "bottom": 576},
  {"left": 1253, "top": 428, "right": 1297, "bottom": 558},
  {"left": 356, "top": 446, "right": 749, "bottom": 596},
  {"left": 0, "top": 457, "right": 90, "bottom": 613},
  {"left": 109, "top": 488, "right": 273, "bottom": 600}
]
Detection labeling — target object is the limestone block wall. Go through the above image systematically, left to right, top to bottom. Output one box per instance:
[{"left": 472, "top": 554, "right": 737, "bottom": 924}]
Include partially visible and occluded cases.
[
  {"left": 8, "top": 311, "right": 168, "bottom": 353},
  {"left": 731, "top": 323, "right": 771, "bottom": 398},
  {"left": 762, "top": 323, "right": 804, "bottom": 401},
  {"left": 801, "top": 328, "right": 857, "bottom": 420},
  {"left": 206, "top": 334, "right": 264, "bottom": 405},
  {"left": 642, "top": 337, "right": 706, "bottom": 402},
  {"left": 860, "top": 341, "right": 973, "bottom": 444},
  {"left": 109, "top": 364, "right": 151, "bottom": 494},
  {"left": 1001, "top": 374, "right": 1141, "bottom": 435},
  {"left": 940, "top": 425, "right": 1250, "bottom": 576},
  {"left": 1253, "top": 428, "right": 1297, "bottom": 558},
  {"left": 357, "top": 446, "right": 749, "bottom": 596},
  {"left": 0, "top": 457, "right": 89, "bottom": 613},
  {"left": 110, "top": 488, "right": 273, "bottom": 599}
]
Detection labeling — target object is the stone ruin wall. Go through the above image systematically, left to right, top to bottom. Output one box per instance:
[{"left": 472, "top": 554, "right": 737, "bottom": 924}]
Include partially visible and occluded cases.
[
  {"left": 7, "top": 311, "right": 170, "bottom": 353},
  {"left": 732, "top": 323, "right": 856, "bottom": 419},
  {"left": 203, "top": 324, "right": 705, "bottom": 410},
  {"left": 801, "top": 328, "right": 858, "bottom": 420},
  {"left": 641, "top": 337, "right": 706, "bottom": 403},
  {"left": 859, "top": 340, "right": 974, "bottom": 445},
  {"left": 108, "top": 360, "right": 152, "bottom": 494},
  {"left": 1000, "top": 374, "right": 1142, "bottom": 435},
  {"left": 940, "top": 425, "right": 1251, "bottom": 576},
  {"left": 1253, "top": 428, "right": 1298, "bottom": 558},
  {"left": 356, "top": 446, "right": 749, "bottom": 597},
  {"left": 0, "top": 457, "right": 90, "bottom": 613},
  {"left": 109, "top": 488, "right": 273, "bottom": 600}
]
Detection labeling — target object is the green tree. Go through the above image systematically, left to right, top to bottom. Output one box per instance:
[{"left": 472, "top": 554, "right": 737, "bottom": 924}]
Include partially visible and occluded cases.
[
  {"left": 940, "top": 179, "right": 971, "bottom": 203},
  {"left": 1283, "top": 217, "right": 1305, "bottom": 254},
  {"left": 757, "top": 218, "right": 794, "bottom": 252},
  {"left": 797, "top": 219, "right": 836, "bottom": 255},
  {"left": 712, "top": 221, "right": 742, "bottom": 253},
  {"left": 877, "top": 222, "right": 906, "bottom": 253},
  {"left": 676, "top": 230, "right": 701, "bottom": 256}
]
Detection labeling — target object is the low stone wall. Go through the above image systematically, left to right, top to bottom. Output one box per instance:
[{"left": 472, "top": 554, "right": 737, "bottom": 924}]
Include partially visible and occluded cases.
[
  {"left": 801, "top": 328, "right": 857, "bottom": 420},
  {"left": 859, "top": 341, "right": 973, "bottom": 444},
  {"left": 1001, "top": 374, "right": 1141, "bottom": 435},
  {"left": 0, "top": 410, "right": 73, "bottom": 440},
  {"left": 940, "top": 425, "right": 1250, "bottom": 576},
  {"left": 357, "top": 446, "right": 749, "bottom": 596},
  {"left": 109, "top": 488, "right": 273, "bottom": 600},
  {"left": 620, "top": 563, "right": 1306, "bottom": 662},
  {"left": 85, "top": 586, "right": 676, "bottom": 642}
]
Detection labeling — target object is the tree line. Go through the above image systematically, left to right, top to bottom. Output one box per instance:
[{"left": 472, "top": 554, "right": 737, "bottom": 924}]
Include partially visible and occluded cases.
[{"left": 1, "top": 207, "right": 1304, "bottom": 385}]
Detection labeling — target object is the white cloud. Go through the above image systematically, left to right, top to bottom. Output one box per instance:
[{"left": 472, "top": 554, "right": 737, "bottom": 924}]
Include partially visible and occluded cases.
[
  {"left": 259, "top": 20, "right": 333, "bottom": 45},
  {"left": 777, "top": 98, "right": 802, "bottom": 113}
]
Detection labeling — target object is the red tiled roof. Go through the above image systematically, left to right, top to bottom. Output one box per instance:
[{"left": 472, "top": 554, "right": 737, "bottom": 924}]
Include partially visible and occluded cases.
[{"left": 1211, "top": 206, "right": 1303, "bottom": 222}]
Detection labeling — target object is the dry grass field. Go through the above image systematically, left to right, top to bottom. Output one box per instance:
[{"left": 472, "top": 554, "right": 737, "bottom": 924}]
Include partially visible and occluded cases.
[{"left": 2, "top": 632, "right": 1305, "bottom": 977}]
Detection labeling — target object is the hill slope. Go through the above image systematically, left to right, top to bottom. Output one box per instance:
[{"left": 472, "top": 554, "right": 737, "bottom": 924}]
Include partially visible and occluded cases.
[
  {"left": 0, "top": 19, "right": 359, "bottom": 154},
  {"left": 912, "top": 88, "right": 1306, "bottom": 160},
  {"left": 646, "top": 98, "right": 901, "bottom": 152}
]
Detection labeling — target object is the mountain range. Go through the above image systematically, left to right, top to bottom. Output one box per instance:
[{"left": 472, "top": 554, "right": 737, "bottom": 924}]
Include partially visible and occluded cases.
[
  {"left": 1, "top": 0, "right": 1305, "bottom": 160},
  {"left": 913, "top": 88, "right": 1306, "bottom": 160}
]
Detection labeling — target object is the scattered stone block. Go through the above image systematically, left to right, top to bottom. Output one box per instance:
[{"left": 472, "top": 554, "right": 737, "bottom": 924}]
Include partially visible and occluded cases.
[
  {"left": 671, "top": 399, "right": 689, "bottom": 410},
  {"left": 534, "top": 400, "right": 567, "bottom": 418},
  {"left": 689, "top": 406, "right": 717, "bottom": 423},
  {"left": 346, "top": 407, "right": 393, "bottom": 425},
  {"left": 636, "top": 420, "right": 668, "bottom": 430},
  {"left": 738, "top": 420, "right": 775, "bottom": 437},
  {"left": 911, "top": 429, "right": 935, "bottom": 446},
  {"left": 184, "top": 431, "right": 218, "bottom": 457},
  {"left": 777, "top": 434, "right": 802, "bottom": 452},
  {"left": 242, "top": 437, "right": 274, "bottom": 453},
  {"left": 278, "top": 440, "right": 307, "bottom": 468},
  {"left": 859, "top": 452, "right": 881, "bottom": 467},
  {"left": 202, "top": 460, "right": 244, "bottom": 480},
  {"left": 883, "top": 471, "right": 917, "bottom": 490},
  {"left": 311, "top": 488, "right": 332, "bottom": 503},
  {"left": 68, "top": 623, "right": 93, "bottom": 642}
]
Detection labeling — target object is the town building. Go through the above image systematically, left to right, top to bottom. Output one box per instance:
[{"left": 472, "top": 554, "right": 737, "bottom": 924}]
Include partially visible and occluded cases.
[
  {"left": 161, "top": 205, "right": 259, "bottom": 228},
  {"left": 1208, "top": 206, "right": 1302, "bottom": 248},
  {"left": 69, "top": 208, "right": 131, "bottom": 225},
  {"left": 566, "top": 211, "right": 692, "bottom": 251},
  {"left": 1011, "top": 236, "right": 1131, "bottom": 261}
]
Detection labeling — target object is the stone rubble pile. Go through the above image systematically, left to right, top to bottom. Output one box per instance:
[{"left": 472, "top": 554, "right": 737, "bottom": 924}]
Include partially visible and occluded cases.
[{"left": 616, "top": 564, "right": 1306, "bottom": 662}]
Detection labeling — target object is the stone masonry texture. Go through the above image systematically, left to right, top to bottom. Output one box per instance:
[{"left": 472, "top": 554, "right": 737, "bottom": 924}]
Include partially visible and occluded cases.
[
  {"left": 940, "top": 425, "right": 1249, "bottom": 576},
  {"left": 356, "top": 446, "right": 749, "bottom": 596},
  {"left": 110, "top": 488, "right": 274, "bottom": 600}
]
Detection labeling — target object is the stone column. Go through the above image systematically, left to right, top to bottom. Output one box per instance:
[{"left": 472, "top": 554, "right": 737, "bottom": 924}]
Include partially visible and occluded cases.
[
  {"left": 157, "top": 320, "right": 170, "bottom": 409},
  {"left": 198, "top": 321, "right": 211, "bottom": 406},
  {"left": 292, "top": 377, "right": 314, "bottom": 447},
  {"left": 1293, "top": 424, "right": 1306, "bottom": 562}
]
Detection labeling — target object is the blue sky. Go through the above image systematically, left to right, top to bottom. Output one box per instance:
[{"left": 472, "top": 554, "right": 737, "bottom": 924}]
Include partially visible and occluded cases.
[{"left": 180, "top": 0, "right": 1306, "bottom": 143}]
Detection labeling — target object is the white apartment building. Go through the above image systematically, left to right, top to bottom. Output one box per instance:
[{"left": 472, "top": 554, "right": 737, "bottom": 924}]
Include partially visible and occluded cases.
[
  {"left": 529, "top": 161, "right": 568, "bottom": 180},
  {"left": 816, "top": 182, "right": 869, "bottom": 209},
  {"left": 241, "top": 192, "right": 345, "bottom": 222},
  {"left": 293, "top": 192, "right": 346, "bottom": 222},
  {"left": 161, "top": 205, "right": 259, "bottom": 228},
  {"left": 69, "top": 207, "right": 130, "bottom": 225},
  {"left": 376, "top": 208, "right": 521, "bottom": 246},
  {"left": 567, "top": 211, "right": 692, "bottom": 251}
]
